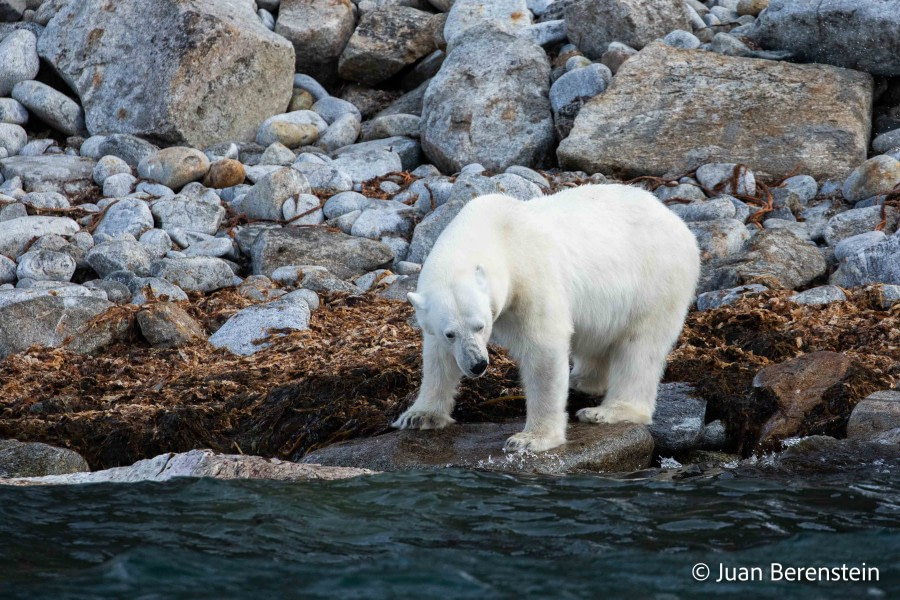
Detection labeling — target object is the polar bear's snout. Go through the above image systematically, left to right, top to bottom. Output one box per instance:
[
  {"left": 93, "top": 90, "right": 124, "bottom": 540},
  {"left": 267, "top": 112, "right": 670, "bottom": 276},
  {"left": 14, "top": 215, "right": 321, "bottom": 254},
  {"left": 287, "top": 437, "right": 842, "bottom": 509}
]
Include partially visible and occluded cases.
[{"left": 457, "top": 341, "right": 489, "bottom": 378}]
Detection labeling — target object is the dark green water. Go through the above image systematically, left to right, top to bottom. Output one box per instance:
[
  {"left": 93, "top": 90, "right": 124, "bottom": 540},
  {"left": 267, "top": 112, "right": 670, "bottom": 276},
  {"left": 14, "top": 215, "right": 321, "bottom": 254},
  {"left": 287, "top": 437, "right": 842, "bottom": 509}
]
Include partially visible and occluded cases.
[{"left": 1, "top": 467, "right": 898, "bottom": 599}]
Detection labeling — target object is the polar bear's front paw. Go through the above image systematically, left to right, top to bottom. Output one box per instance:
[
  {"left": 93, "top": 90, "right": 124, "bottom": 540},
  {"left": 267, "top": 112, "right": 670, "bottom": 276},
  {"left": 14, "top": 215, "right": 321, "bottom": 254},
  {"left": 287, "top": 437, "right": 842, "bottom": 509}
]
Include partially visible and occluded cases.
[
  {"left": 576, "top": 405, "right": 652, "bottom": 425},
  {"left": 392, "top": 409, "right": 455, "bottom": 430},
  {"left": 503, "top": 431, "right": 565, "bottom": 453}
]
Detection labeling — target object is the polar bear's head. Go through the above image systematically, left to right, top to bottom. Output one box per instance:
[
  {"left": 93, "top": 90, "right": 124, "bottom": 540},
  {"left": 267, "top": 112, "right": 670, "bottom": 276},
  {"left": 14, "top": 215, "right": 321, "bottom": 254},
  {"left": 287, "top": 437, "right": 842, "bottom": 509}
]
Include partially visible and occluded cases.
[{"left": 408, "top": 265, "right": 493, "bottom": 378}]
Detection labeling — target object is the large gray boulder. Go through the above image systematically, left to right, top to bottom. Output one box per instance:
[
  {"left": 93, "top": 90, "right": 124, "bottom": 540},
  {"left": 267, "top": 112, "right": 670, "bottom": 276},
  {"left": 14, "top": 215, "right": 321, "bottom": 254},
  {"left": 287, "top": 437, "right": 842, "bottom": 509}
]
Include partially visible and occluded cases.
[
  {"left": 38, "top": 0, "right": 295, "bottom": 147},
  {"left": 276, "top": 0, "right": 356, "bottom": 84},
  {"left": 565, "top": 0, "right": 690, "bottom": 59},
  {"left": 748, "top": 0, "right": 900, "bottom": 77},
  {"left": 338, "top": 6, "right": 436, "bottom": 86},
  {"left": 421, "top": 25, "right": 555, "bottom": 173},
  {"left": 558, "top": 43, "right": 873, "bottom": 180},
  {"left": 250, "top": 227, "right": 394, "bottom": 280},
  {"left": 701, "top": 229, "right": 827, "bottom": 293},
  {"left": 831, "top": 235, "right": 900, "bottom": 287},
  {"left": 0, "top": 295, "right": 112, "bottom": 358},
  {"left": 209, "top": 295, "right": 311, "bottom": 356},
  {"left": 302, "top": 421, "right": 654, "bottom": 475},
  {"left": 0, "top": 440, "right": 89, "bottom": 478}
]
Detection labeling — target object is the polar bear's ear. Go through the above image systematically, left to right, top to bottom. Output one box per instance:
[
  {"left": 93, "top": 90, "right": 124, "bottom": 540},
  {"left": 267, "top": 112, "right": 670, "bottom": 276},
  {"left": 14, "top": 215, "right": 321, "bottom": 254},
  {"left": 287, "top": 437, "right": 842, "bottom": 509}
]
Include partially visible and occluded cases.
[
  {"left": 475, "top": 265, "right": 488, "bottom": 290},
  {"left": 407, "top": 292, "right": 427, "bottom": 311}
]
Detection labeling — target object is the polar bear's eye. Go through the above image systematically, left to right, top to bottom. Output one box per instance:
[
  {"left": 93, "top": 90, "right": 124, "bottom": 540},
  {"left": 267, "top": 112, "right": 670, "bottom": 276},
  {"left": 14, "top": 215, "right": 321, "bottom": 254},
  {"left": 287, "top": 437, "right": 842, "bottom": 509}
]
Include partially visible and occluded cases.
[{"left": 445, "top": 331, "right": 455, "bottom": 340}]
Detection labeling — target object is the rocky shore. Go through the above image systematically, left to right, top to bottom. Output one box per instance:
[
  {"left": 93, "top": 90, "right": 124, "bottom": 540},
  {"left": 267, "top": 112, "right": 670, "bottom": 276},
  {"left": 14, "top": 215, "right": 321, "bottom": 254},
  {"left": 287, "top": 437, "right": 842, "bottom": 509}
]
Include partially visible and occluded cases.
[{"left": 1, "top": 0, "right": 899, "bottom": 482}]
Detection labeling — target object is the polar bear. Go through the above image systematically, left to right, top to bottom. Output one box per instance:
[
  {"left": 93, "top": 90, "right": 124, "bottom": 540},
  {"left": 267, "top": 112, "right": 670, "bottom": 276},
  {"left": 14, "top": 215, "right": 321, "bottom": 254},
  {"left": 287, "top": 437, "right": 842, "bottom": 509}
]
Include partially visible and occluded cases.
[{"left": 393, "top": 184, "right": 700, "bottom": 452}]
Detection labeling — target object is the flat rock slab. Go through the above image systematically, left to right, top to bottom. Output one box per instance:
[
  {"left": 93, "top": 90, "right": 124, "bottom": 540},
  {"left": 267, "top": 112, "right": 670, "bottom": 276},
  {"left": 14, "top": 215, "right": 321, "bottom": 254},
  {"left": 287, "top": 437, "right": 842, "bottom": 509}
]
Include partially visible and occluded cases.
[
  {"left": 558, "top": 42, "right": 873, "bottom": 180},
  {"left": 0, "top": 155, "right": 96, "bottom": 193},
  {"left": 303, "top": 421, "right": 654, "bottom": 475},
  {"left": 0, "top": 450, "right": 375, "bottom": 486}
]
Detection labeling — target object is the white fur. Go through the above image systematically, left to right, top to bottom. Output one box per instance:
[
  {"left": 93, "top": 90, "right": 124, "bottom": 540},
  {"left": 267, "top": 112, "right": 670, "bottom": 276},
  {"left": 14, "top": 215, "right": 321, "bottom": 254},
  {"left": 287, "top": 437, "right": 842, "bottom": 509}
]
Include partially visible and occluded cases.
[{"left": 393, "top": 184, "right": 700, "bottom": 452}]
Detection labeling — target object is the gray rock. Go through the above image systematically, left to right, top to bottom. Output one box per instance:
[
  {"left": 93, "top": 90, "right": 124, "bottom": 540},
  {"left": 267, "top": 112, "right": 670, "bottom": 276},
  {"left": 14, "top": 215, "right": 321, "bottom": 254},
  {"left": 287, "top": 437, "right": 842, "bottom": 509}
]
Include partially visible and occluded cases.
[
  {"left": 38, "top": 0, "right": 295, "bottom": 147},
  {"left": 276, "top": 0, "right": 356, "bottom": 84},
  {"left": 443, "top": 0, "right": 531, "bottom": 47},
  {"left": 565, "top": 0, "right": 690, "bottom": 59},
  {"left": 748, "top": 0, "right": 900, "bottom": 77},
  {"left": 338, "top": 6, "right": 436, "bottom": 86},
  {"left": 517, "top": 18, "right": 567, "bottom": 46},
  {"left": 422, "top": 25, "right": 554, "bottom": 173},
  {"left": 663, "top": 29, "right": 701, "bottom": 50},
  {"left": 0, "top": 30, "right": 38, "bottom": 96},
  {"left": 709, "top": 32, "right": 752, "bottom": 57},
  {"left": 558, "top": 42, "right": 873, "bottom": 181},
  {"left": 549, "top": 63, "right": 611, "bottom": 113},
  {"left": 11, "top": 80, "right": 84, "bottom": 135},
  {"left": 311, "top": 96, "right": 362, "bottom": 125},
  {"left": 0, "top": 98, "right": 28, "bottom": 125},
  {"left": 256, "top": 110, "right": 326, "bottom": 147},
  {"left": 317, "top": 113, "right": 361, "bottom": 152},
  {"left": 360, "top": 114, "right": 421, "bottom": 142},
  {"left": 0, "top": 122, "right": 26, "bottom": 156},
  {"left": 873, "top": 129, "right": 900, "bottom": 155},
  {"left": 91, "top": 134, "right": 159, "bottom": 167},
  {"left": 333, "top": 137, "right": 420, "bottom": 171},
  {"left": 18, "top": 138, "right": 54, "bottom": 157},
  {"left": 258, "top": 142, "right": 296, "bottom": 166},
  {"left": 138, "top": 147, "right": 210, "bottom": 190},
  {"left": 330, "top": 150, "right": 403, "bottom": 183},
  {"left": 0, "top": 154, "right": 95, "bottom": 194},
  {"left": 92, "top": 154, "right": 131, "bottom": 185},
  {"left": 841, "top": 155, "right": 900, "bottom": 204},
  {"left": 292, "top": 163, "right": 354, "bottom": 196},
  {"left": 696, "top": 163, "right": 756, "bottom": 196},
  {"left": 504, "top": 165, "right": 550, "bottom": 191},
  {"left": 234, "top": 167, "right": 310, "bottom": 221},
  {"left": 491, "top": 172, "right": 542, "bottom": 201},
  {"left": 102, "top": 173, "right": 136, "bottom": 197},
  {"left": 782, "top": 174, "right": 818, "bottom": 202},
  {"left": 655, "top": 183, "right": 707, "bottom": 203},
  {"left": 21, "top": 191, "right": 69, "bottom": 210},
  {"left": 323, "top": 191, "right": 372, "bottom": 219},
  {"left": 282, "top": 193, "right": 324, "bottom": 225},
  {"left": 150, "top": 195, "right": 226, "bottom": 236},
  {"left": 670, "top": 197, "right": 737, "bottom": 222},
  {"left": 407, "top": 199, "right": 465, "bottom": 263},
  {"left": 0, "top": 201, "right": 26, "bottom": 222},
  {"left": 823, "top": 206, "right": 899, "bottom": 247},
  {"left": 350, "top": 207, "right": 414, "bottom": 239},
  {"left": 330, "top": 209, "right": 362, "bottom": 234},
  {"left": 0, "top": 215, "right": 79, "bottom": 258},
  {"left": 687, "top": 218, "right": 751, "bottom": 261},
  {"left": 251, "top": 227, "right": 394, "bottom": 279},
  {"left": 138, "top": 228, "right": 173, "bottom": 258},
  {"left": 702, "top": 229, "right": 827, "bottom": 293},
  {"left": 834, "top": 231, "right": 887, "bottom": 262},
  {"left": 830, "top": 235, "right": 900, "bottom": 287},
  {"left": 183, "top": 236, "right": 233, "bottom": 258},
  {"left": 86, "top": 240, "right": 152, "bottom": 277},
  {"left": 15, "top": 249, "right": 75, "bottom": 282},
  {"left": 0, "top": 254, "right": 15, "bottom": 283},
  {"left": 150, "top": 256, "right": 234, "bottom": 292},
  {"left": 270, "top": 265, "right": 304, "bottom": 287},
  {"left": 301, "top": 267, "right": 361, "bottom": 294},
  {"left": 106, "top": 271, "right": 188, "bottom": 304},
  {"left": 83, "top": 279, "right": 131, "bottom": 303},
  {"left": 696, "top": 284, "right": 769, "bottom": 311},
  {"left": 875, "top": 284, "right": 900, "bottom": 309},
  {"left": 789, "top": 285, "right": 847, "bottom": 306},
  {"left": 0, "top": 295, "right": 112, "bottom": 358},
  {"left": 209, "top": 295, "right": 311, "bottom": 355},
  {"left": 137, "top": 302, "right": 205, "bottom": 348},
  {"left": 648, "top": 383, "right": 707, "bottom": 454},
  {"left": 847, "top": 391, "right": 900, "bottom": 440},
  {"left": 303, "top": 421, "right": 653, "bottom": 474},
  {"left": 0, "top": 439, "right": 89, "bottom": 478},
  {"left": 3, "top": 449, "right": 372, "bottom": 485}
]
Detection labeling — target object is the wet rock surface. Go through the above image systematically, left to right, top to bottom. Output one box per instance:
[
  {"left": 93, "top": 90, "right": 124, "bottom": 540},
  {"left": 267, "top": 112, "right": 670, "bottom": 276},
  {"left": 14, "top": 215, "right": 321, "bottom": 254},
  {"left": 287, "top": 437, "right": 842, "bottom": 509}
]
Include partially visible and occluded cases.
[{"left": 303, "top": 421, "right": 654, "bottom": 475}]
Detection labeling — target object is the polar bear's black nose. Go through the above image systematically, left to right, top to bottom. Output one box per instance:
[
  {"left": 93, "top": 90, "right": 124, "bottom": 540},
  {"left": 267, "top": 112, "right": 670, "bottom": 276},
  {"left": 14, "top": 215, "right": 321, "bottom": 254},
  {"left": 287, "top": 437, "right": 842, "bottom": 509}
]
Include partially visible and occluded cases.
[{"left": 471, "top": 360, "right": 488, "bottom": 375}]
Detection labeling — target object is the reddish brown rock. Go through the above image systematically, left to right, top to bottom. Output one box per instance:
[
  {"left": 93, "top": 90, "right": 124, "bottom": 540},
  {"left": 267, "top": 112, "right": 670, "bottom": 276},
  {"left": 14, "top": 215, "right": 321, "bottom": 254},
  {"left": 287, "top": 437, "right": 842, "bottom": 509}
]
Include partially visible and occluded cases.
[
  {"left": 203, "top": 159, "right": 246, "bottom": 189},
  {"left": 753, "top": 352, "right": 854, "bottom": 445}
]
